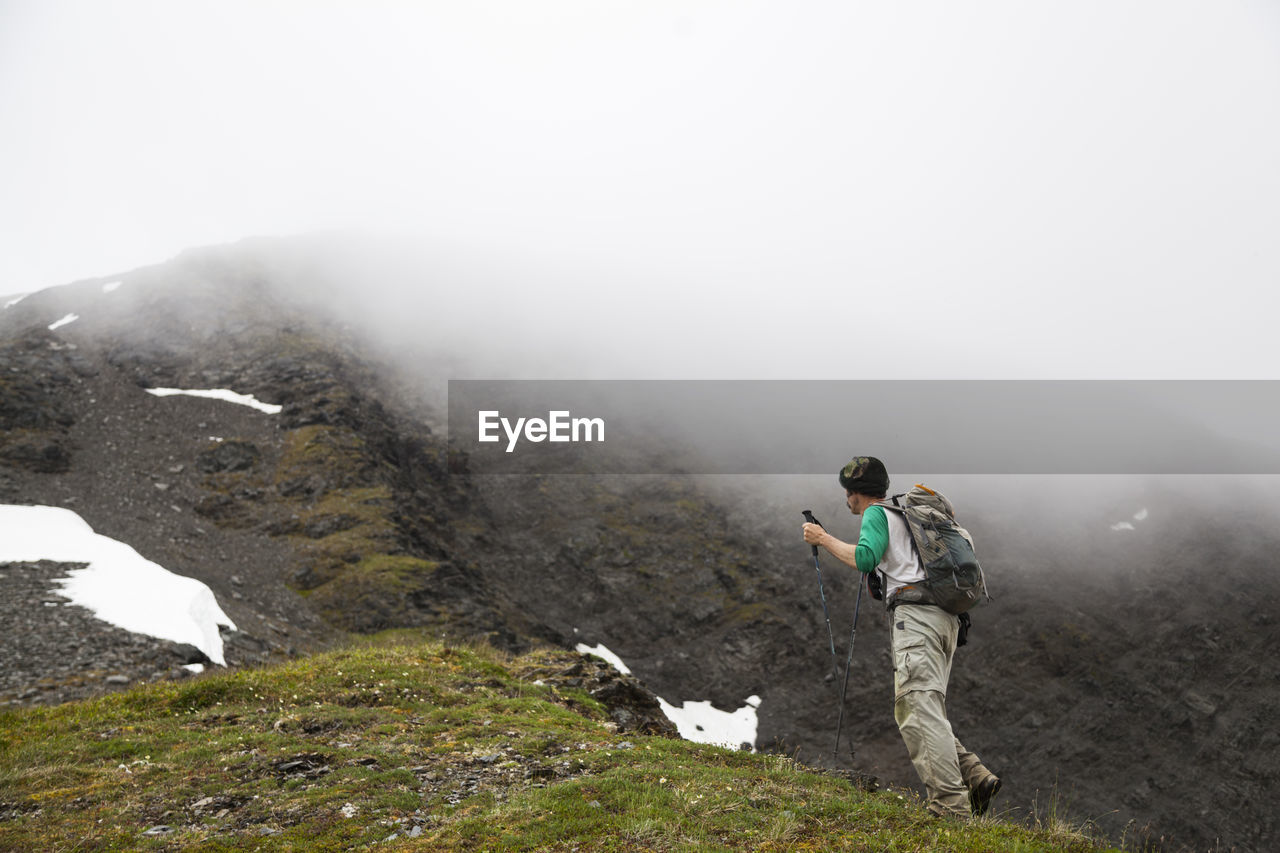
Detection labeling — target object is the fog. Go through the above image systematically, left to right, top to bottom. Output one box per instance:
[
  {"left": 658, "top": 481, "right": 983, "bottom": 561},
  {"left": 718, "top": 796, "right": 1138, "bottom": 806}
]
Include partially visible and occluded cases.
[
  {"left": 4, "top": 0, "right": 1280, "bottom": 513},
  {"left": 4, "top": 1, "right": 1280, "bottom": 381},
  {"left": 5, "top": 9, "right": 1280, "bottom": 842}
]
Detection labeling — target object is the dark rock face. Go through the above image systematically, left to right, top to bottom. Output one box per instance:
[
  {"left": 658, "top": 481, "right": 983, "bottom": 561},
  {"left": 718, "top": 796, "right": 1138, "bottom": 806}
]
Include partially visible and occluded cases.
[{"left": 3, "top": 240, "right": 1277, "bottom": 852}]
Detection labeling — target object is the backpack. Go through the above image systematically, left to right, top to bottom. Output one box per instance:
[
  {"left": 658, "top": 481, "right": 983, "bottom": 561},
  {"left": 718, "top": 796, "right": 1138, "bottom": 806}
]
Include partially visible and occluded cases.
[{"left": 878, "top": 484, "right": 989, "bottom": 615}]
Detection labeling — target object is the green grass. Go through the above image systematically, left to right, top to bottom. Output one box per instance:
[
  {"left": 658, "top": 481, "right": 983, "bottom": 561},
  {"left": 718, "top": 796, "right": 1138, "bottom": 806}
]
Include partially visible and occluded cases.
[{"left": 0, "top": 635, "right": 1116, "bottom": 852}]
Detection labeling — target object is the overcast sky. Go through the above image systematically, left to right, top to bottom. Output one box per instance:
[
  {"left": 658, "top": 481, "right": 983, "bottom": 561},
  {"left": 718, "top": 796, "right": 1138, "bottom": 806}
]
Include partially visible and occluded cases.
[{"left": 2, "top": 1, "right": 1278, "bottom": 378}]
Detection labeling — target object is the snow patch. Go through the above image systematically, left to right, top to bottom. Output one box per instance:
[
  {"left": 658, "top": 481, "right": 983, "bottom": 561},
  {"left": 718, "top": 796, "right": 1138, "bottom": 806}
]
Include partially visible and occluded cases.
[
  {"left": 102, "top": 280, "right": 123, "bottom": 294},
  {"left": 3, "top": 293, "right": 28, "bottom": 309},
  {"left": 48, "top": 313, "right": 79, "bottom": 330},
  {"left": 145, "top": 387, "right": 283, "bottom": 415},
  {"left": 0, "top": 505, "right": 236, "bottom": 664},
  {"left": 1134, "top": 508, "right": 1148, "bottom": 521},
  {"left": 1111, "top": 521, "right": 1135, "bottom": 531},
  {"left": 578, "top": 641, "right": 760, "bottom": 751},
  {"left": 576, "top": 642, "right": 632, "bottom": 675},
  {"left": 183, "top": 663, "right": 205, "bottom": 674},
  {"left": 658, "top": 695, "right": 762, "bottom": 751}
]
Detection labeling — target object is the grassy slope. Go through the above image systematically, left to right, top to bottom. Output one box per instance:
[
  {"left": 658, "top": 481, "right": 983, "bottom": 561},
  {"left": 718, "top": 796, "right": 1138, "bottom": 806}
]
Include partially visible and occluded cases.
[{"left": 0, "top": 635, "right": 1115, "bottom": 852}]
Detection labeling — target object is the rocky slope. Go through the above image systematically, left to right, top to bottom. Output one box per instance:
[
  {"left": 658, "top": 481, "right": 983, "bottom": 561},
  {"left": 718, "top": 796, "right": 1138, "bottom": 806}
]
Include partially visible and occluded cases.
[{"left": 2, "top": 239, "right": 1276, "bottom": 851}]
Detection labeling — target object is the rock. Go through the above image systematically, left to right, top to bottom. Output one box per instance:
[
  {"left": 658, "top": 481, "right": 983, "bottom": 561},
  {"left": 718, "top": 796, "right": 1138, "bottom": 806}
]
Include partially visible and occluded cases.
[
  {"left": 196, "top": 440, "right": 260, "bottom": 473},
  {"left": 303, "top": 514, "right": 360, "bottom": 539},
  {"left": 220, "top": 627, "right": 267, "bottom": 654},
  {"left": 170, "top": 644, "right": 212, "bottom": 666},
  {"left": 105, "top": 675, "right": 129, "bottom": 685},
  {"left": 592, "top": 678, "right": 677, "bottom": 737},
  {"left": 1184, "top": 691, "right": 1217, "bottom": 718},
  {"left": 274, "top": 754, "right": 330, "bottom": 779},
  {"left": 819, "top": 768, "right": 879, "bottom": 792},
  {"left": 142, "top": 826, "right": 174, "bottom": 837}
]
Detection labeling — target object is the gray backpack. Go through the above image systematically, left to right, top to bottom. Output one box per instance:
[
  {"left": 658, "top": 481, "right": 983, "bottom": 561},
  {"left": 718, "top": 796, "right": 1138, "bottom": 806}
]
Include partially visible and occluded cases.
[{"left": 879, "top": 485, "right": 989, "bottom": 615}]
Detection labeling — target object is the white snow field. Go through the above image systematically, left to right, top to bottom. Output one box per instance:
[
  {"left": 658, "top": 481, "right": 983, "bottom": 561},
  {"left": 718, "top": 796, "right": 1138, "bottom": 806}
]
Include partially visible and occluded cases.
[
  {"left": 47, "top": 312, "right": 79, "bottom": 330},
  {"left": 144, "top": 387, "right": 283, "bottom": 415},
  {"left": 0, "top": 505, "right": 236, "bottom": 665},
  {"left": 577, "top": 642, "right": 761, "bottom": 751}
]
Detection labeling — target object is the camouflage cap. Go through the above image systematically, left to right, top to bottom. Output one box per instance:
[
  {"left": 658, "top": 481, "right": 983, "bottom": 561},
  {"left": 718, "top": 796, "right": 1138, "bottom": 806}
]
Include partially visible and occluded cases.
[{"left": 838, "top": 456, "right": 889, "bottom": 497}]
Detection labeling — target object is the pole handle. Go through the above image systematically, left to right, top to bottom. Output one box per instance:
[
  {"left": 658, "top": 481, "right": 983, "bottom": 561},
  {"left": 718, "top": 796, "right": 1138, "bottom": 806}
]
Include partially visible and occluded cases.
[{"left": 801, "top": 510, "right": 822, "bottom": 556}]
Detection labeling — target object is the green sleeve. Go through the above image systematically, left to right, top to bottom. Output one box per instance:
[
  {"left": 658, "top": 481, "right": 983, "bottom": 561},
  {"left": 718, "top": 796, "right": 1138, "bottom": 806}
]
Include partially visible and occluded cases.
[{"left": 854, "top": 505, "right": 889, "bottom": 574}]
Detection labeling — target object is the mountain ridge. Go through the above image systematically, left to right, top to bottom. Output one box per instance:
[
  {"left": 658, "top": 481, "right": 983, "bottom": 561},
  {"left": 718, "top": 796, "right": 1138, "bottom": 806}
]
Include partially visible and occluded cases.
[{"left": 3, "top": 238, "right": 1278, "bottom": 851}]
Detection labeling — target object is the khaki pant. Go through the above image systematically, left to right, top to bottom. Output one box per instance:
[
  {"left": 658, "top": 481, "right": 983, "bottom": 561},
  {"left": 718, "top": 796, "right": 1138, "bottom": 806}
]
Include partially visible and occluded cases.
[{"left": 891, "top": 603, "right": 991, "bottom": 819}]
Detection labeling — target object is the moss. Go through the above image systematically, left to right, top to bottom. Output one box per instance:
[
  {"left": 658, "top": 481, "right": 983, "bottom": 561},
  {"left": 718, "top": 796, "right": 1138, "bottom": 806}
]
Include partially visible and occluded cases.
[
  {"left": 277, "top": 425, "right": 369, "bottom": 484},
  {"left": 271, "top": 427, "right": 415, "bottom": 602},
  {"left": 284, "top": 483, "right": 412, "bottom": 597},
  {"left": 298, "top": 487, "right": 393, "bottom": 531},
  {"left": 350, "top": 554, "right": 439, "bottom": 590},
  {"left": 303, "top": 556, "right": 441, "bottom": 632}
]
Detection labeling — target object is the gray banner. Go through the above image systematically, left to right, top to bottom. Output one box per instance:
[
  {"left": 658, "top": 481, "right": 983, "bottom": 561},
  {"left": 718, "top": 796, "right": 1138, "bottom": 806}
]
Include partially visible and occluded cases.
[{"left": 446, "top": 380, "right": 1280, "bottom": 474}]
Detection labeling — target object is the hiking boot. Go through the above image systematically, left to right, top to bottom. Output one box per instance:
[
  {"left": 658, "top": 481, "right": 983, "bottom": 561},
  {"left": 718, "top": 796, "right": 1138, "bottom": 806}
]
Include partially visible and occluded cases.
[{"left": 970, "top": 774, "right": 1002, "bottom": 816}]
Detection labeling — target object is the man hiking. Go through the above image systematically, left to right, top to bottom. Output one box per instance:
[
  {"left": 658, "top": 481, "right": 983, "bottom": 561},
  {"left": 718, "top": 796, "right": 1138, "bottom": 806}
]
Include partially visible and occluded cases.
[{"left": 802, "top": 455, "right": 1001, "bottom": 819}]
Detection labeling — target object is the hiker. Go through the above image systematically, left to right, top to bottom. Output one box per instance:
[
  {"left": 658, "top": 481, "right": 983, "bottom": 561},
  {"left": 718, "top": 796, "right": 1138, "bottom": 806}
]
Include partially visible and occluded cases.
[{"left": 801, "top": 456, "right": 1001, "bottom": 819}]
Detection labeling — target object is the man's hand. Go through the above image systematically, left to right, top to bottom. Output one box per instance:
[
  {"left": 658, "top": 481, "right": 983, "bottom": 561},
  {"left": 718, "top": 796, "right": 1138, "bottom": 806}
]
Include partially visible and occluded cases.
[
  {"left": 802, "top": 522, "right": 826, "bottom": 547},
  {"left": 803, "top": 522, "right": 861, "bottom": 573}
]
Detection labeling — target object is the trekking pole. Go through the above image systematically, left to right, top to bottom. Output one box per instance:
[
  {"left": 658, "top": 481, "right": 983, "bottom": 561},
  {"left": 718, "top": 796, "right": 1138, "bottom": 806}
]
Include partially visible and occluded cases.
[
  {"left": 801, "top": 510, "right": 839, "bottom": 682},
  {"left": 832, "top": 572, "right": 865, "bottom": 762}
]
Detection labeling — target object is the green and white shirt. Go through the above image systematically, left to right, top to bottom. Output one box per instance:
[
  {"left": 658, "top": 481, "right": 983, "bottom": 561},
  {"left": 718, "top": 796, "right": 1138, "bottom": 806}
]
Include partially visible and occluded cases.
[{"left": 854, "top": 504, "right": 925, "bottom": 598}]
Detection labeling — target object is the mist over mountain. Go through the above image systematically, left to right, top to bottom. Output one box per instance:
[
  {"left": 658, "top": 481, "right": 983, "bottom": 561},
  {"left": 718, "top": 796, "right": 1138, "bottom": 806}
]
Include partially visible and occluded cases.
[{"left": 3, "top": 238, "right": 1278, "bottom": 851}]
